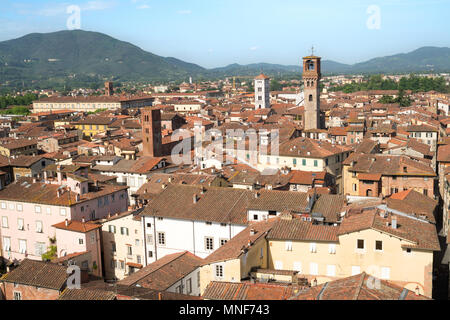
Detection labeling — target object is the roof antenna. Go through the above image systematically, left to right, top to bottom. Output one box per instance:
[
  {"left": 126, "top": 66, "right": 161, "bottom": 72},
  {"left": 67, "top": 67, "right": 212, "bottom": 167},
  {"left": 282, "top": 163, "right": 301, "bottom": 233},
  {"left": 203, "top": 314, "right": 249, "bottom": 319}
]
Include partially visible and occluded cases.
[{"left": 311, "top": 45, "right": 315, "bottom": 56}]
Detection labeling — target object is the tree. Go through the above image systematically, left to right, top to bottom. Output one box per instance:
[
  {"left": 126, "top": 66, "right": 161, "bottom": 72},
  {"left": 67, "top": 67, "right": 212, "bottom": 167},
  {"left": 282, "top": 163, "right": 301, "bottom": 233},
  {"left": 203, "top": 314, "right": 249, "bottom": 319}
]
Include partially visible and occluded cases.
[{"left": 270, "top": 79, "right": 282, "bottom": 91}]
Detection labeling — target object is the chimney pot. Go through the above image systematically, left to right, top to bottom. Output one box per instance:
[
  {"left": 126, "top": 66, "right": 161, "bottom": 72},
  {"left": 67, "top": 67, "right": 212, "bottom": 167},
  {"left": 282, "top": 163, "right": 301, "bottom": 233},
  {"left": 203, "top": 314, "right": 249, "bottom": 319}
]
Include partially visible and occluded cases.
[
  {"left": 193, "top": 194, "right": 198, "bottom": 204},
  {"left": 82, "top": 217, "right": 85, "bottom": 223},
  {"left": 65, "top": 219, "right": 68, "bottom": 227}
]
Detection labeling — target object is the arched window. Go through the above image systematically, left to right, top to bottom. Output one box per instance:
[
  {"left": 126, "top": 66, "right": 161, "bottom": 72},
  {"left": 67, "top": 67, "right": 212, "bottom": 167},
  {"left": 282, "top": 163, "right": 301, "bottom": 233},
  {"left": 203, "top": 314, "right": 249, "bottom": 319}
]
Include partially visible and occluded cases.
[
  {"left": 307, "top": 60, "right": 315, "bottom": 71},
  {"left": 307, "top": 81, "right": 310, "bottom": 87},
  {"left": 311, "top": 81, "right": 314, "bottom": 87},
  {"left": 309, "top": 95, "right": 313, "bottom": 102}
]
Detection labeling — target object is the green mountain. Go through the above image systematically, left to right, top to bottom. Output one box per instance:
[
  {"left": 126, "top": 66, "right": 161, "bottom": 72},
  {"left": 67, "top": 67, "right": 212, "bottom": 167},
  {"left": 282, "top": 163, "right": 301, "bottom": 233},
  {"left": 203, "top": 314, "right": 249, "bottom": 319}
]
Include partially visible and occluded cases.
[
  {"left": 0, "top": 30, "right": 449, "bottom": 88},
  {"left": 0, "top": 30, "right": 206, "bottom": 83}
]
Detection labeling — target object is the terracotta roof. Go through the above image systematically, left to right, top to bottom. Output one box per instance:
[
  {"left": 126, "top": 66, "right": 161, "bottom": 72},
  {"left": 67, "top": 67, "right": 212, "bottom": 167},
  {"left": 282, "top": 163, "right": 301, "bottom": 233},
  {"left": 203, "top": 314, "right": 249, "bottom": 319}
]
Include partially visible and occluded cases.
[
  {"left": 255, "top": 73, "right": 270, "bottom": 80},
  {"left": 358, "top": 173, "right": 382, "bottom": 181},
  {"left": 0, "top": 177, "right": 128, "bottom": 207},
  {"left": 141, "top": 184, "right": 251, "bottom": 224},
  {"left": 338, "top": 209, "right": 440, "bottom": 251},
  {"left": 267, "top": 218, "right": 339, "bottom": 242},
  {"left": 204, "top": 219, "right": 277, "bottom": 264},
  {"left": 53, "top": 220, "right": 102, "bottom": 233},
  {"left": 118, "top": 251, "right": 203, "bottom": 290},
  {"left": 0, "top": 259, "right": 68, "bottom": 290},
  {"left": 293, "top": 273, "right": 430, "bottom": 300},
  {"left": 203, "top": 281, "right": 296, "bottom": 300},
  {"left": 58, "top": 288, "right": 116, "bottom": 300}
]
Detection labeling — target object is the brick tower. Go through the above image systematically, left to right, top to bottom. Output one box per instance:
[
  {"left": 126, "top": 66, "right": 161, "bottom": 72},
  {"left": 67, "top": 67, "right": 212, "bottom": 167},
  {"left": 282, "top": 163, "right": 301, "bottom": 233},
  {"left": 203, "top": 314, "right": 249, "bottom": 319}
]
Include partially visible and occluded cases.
[
  {"left": 303, "top": 54, "right": 321, "bottom": 130},
  {"left": 105, "top": 81, "right": 114, "bottom": 96},
  {"left": 141, "top": 107, "right": 162, "bottom": 157}
]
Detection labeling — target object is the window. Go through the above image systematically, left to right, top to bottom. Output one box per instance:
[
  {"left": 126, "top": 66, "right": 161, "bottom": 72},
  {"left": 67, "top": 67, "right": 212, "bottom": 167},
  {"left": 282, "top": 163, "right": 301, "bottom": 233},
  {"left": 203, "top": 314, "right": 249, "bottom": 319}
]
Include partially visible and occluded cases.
[
  {"left": 302, "top": 159, "right": 306, "bottom": 166},
  {"left": 314, "top": 160, "right": 318, "bottom": 167},
  {"left": 352, "top": 184, "right": 357, "bottom": 192},
  {"left": 423, "top": 189, "right": 428, "bottom": 196},
  {"left": 1, "top": 202, "right": 5, "bottom": 209},
  {"left": 17, "top": 204, "right": 23, "bottom": 212},
  {"left": 35, "top": 206, "right": 41, "bottom": 214},
  {"left": 46, "top": 207, "right": 52, "bottom": 215},
  {"left": 60, "top": 208, "right": 67, "bottom": 216},
  {"left": 1, "top": 216, "right": 8, "bottom": 228},
  {"left": 17, "top": 218, "right": 24, "bottom": 231},
  {"left": 36, "top": 221, "right": 43, "bottom": 233},
  {"left": 108, "top": 225, "right": 116, "bottom": 233},
  {"left": 120, "top": 227, "right": 129, "bottom": 236},
  {"left": 158, "top": 232, "right": 166, "bottom": 246},
  {"left": 147, "top": 234, "right": 153, "bottom": 244},
  {"left": 2, "top": 237, "right": 11, "bottom": 252},
  {"left": 205, "top": 237, "right": 214, "bottom": 251},
  {"left": 79, "top": 238, "right": 84, "bottom": 245},
  {"left": 19, "top": 239, "right": 27, "bottom": 254},
  {"left": 135, "top": 239, "right": 140, "bottom": 247},
  {"left": 220, "top": 239, "right": 228, "bottom": 246},
  {"left": 357, "top": 239, "right": 365, "bottom": 250},
  {"left": 375, "top": 240, "right": 383, "bottom": 251},
  {"left": 285, "top": 241, "right": 293, "bottom": 251},
  {"left": 35, "top": 242, "right": 46, "bottom": 256},
  {"left": 112, "top": 242, "right": 116, "bottom": 253},
  {"left": 310, "top": 242, "right": 317, "bottom": 253},
  {"left": 328, "top": 244, "right": 336, "bottom": 254},
  {"left": 127, "top": 246, "right": 132, "bottom": 256},
  {"left": 406, "top": 248, "right": 412, "bottom": 254},
  {"left": 148, "top": 251, "right": 153, "bottom": 258},
  {"left": 137, "top": 255, "right": 142, "bottom": 264},
  {"left": 120, "top": 261, "right": 125, "bottom": 270},
  {"left": 275, "top": 261, "right": 283, "bottom": 270},
  {"left": 293, "top": 262, "right": 302, "bottom": 272},
  {"left": 310, "top": 263, "right": 318, "bottom": 275},
  {"left": 215, "top": 265, "right": 224, "bottom": 278},
  {"left": 327, "top": 265, "right": 336, "bottom": 277},
  {"left": 351, "top": 266, "right": 361, "bottom": 275},
  {"left": 381, "top": 267, "right": 390, "bottom": 279},
  {"left": 197, "top": 271, "right": 201, "bottom": 288},
  {"left": 186, "top": 278, "right": 192, "bottom": 294},
  {"left": 13, "top": 292, "right": 22, "bottom": 300}
]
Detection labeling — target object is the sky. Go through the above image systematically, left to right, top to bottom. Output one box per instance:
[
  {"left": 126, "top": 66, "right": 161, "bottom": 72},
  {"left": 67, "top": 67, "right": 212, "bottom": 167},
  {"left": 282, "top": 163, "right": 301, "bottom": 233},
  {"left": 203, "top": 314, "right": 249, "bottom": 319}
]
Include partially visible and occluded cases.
[{"left": 0, "top": 0, "right": 449, "bottom": 69}]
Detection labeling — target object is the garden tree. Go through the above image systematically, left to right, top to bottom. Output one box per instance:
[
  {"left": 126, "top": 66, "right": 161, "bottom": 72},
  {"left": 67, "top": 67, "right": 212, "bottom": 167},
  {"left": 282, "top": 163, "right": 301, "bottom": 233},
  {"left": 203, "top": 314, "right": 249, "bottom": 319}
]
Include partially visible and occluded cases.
[
  {"left": 330, "top": 74, "right": 449, "bottom": 94},
  {"left": 270, "top": 79, "right": 282, "bottom": 91},
  {"left": 247, "top": 81, "right": 254, "bottom": 93},
  {"left": 379, "top": 95, "right": 396, "bottom": 104},
  {"left": 42, "top": 245, "right": 57, "bottom": 262}
]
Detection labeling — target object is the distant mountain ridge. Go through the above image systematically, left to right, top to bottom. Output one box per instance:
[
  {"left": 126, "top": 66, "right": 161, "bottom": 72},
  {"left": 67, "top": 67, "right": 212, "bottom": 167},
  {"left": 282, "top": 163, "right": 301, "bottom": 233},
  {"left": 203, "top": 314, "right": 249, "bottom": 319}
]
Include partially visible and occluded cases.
[{"left": 0, "top": 30, "right": 449, "bottom": 84}]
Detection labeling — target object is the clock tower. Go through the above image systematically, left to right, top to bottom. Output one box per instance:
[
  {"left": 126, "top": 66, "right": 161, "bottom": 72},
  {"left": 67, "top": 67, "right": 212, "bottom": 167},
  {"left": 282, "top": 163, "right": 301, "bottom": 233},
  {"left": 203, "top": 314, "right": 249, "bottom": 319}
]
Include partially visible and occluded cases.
[{"left": 303, "top": 52, "right": 321, "bottom": 130}]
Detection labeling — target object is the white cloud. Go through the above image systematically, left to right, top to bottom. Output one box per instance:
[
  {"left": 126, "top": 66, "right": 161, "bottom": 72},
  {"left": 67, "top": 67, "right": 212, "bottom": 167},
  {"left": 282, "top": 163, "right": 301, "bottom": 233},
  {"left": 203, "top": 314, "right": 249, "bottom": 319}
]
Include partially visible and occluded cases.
[{"left": 177, "top": 10, "right": 192, "bottom": 15}]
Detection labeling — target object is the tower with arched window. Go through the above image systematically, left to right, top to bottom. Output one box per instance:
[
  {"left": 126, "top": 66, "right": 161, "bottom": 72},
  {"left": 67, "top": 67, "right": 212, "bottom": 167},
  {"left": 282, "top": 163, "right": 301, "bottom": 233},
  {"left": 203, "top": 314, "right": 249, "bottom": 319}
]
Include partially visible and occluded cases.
[{"left": 303, "top": 54, "right": 321, "bottom": 130}]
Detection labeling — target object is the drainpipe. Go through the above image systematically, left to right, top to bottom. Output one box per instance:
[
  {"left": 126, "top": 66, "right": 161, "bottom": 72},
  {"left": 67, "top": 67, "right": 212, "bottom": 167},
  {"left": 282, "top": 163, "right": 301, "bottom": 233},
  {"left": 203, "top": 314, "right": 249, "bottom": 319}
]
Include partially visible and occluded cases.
[
  {"left": 153, "top": 216, "right": 157, "bottom": 261},
  {"left": 143, "top": 217, "right": 148, "bottom": 267},
  {"left": 192, "top": 221, "right": 196, "bottom": 256}
]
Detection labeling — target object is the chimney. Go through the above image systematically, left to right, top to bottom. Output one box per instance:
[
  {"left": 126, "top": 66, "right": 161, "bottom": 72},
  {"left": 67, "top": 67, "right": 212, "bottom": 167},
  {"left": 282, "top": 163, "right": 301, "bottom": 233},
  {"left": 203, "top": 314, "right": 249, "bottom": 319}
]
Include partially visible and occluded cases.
[
  {"left": 201, "top": 187, "right": 206, "bottom": 194},
  {"left": 254, "top": 192, "right": 260, "bottom": 199},
  {"left": 193, "top": 194, "right": 198, "bottom": 204},
  {"left": 82, "top": 217, "right": 85, "bottom": 223},
  {"left": 391, "top": 217, "right": 397, "bottom": 229},
  {"left": 65, "top": 219, "right": 69, "bottom": 227},
  {"left": 250, "top": 228, "right": 256, "bottom": 236},
  {"left": 415, "top": 286, "right": 420, "bottom": 296}
]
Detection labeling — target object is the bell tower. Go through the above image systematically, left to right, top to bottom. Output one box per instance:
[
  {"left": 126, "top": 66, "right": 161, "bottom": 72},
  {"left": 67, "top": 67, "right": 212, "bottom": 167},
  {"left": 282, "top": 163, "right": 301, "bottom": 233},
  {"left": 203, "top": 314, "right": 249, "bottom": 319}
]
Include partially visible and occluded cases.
[{"left": 303, "top": 51, "right": 321, "bottom": 130}]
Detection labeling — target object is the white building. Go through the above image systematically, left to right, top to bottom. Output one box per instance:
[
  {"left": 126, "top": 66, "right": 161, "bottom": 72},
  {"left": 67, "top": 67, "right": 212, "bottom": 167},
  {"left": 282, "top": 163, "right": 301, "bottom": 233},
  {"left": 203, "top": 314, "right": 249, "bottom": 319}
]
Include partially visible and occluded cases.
[{"left": 254, "top": 74, "right": 270, "bottom": 110}]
